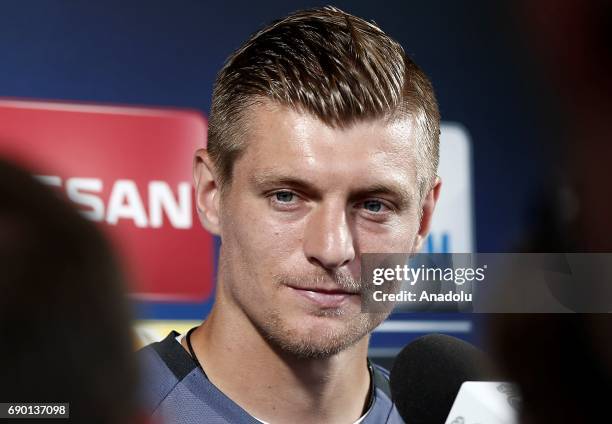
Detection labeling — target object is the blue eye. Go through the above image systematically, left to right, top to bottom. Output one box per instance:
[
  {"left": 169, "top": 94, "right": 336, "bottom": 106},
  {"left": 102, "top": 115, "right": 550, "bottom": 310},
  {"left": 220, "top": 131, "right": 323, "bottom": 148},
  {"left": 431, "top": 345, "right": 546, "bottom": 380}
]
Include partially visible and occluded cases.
[
  {"left": 275, "top": 191, "right": 295, "bottom": 202},
  {"left": 363, "top": 200, "right": 383, "bottom": 212}
]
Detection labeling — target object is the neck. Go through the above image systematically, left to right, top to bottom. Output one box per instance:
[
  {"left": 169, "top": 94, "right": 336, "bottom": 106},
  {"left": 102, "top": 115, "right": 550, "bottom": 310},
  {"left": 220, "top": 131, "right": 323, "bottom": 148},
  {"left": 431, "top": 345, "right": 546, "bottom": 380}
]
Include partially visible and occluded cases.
[{"left": 184, "top": 289, "right": 372, "bottom": 424}]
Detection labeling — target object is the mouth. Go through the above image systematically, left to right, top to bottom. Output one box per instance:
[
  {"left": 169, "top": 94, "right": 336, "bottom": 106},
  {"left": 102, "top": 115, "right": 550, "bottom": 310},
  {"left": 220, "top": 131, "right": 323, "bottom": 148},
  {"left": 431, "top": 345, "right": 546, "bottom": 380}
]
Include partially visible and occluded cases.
[{"left": 286, "top": 285, "right": 360, "bottom": 308}]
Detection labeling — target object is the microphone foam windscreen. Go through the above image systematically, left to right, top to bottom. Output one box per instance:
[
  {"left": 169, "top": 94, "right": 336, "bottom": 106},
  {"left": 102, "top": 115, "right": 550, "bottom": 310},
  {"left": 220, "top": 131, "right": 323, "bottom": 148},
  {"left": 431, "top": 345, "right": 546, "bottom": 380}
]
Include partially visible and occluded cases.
[{"left": 390, "top": 333, "right": 495, "bottom": 424}]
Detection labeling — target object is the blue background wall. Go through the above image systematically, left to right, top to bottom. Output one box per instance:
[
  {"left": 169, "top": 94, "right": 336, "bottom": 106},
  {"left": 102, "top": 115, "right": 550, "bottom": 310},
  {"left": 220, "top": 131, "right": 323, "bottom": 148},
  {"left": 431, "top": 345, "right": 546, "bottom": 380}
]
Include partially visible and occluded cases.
[{"left": 0, "top": 0, "right": 560, "bottom": 353}]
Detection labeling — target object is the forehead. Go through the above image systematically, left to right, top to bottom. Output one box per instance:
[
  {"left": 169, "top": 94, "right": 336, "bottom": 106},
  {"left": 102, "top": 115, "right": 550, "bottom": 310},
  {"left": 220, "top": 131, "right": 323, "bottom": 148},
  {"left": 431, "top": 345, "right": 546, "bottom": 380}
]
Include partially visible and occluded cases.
[{"left": 236, "top": 102, "right": 419, "bottom": 195}]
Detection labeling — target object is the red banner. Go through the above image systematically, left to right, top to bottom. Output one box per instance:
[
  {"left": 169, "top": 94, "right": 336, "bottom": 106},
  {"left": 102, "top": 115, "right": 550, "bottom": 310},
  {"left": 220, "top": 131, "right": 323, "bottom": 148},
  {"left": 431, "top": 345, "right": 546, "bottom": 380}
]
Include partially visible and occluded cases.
[{"left": 0, "top": 99, "right": 214, "bottom": 302}]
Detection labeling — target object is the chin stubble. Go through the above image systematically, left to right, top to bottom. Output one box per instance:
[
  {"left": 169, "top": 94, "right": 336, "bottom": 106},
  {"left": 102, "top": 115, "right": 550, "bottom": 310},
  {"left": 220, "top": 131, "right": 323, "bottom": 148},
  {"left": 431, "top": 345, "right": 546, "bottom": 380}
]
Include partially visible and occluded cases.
[{"left": 262, "top": 268, "right": 389, "bottom": 359}]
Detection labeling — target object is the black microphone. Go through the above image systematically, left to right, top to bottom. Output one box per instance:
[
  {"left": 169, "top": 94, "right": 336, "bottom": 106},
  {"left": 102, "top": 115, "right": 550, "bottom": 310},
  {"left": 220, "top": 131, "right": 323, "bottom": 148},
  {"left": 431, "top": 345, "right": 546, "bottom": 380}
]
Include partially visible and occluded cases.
[{"left": 390, "top": 333, "right": 498, "bottom": 424}]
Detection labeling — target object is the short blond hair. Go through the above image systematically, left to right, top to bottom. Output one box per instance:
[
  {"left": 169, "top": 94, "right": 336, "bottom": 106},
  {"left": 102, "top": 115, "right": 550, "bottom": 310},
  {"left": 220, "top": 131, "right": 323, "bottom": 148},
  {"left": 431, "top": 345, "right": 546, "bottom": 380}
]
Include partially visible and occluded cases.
[{"left": 207, "top": 6, "right": 440, "bottom": 198}]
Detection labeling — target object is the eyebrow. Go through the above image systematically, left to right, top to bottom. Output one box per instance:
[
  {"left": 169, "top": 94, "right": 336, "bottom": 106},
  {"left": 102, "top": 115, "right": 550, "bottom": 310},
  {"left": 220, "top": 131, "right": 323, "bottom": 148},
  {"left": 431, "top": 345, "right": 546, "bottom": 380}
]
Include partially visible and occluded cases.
[
  {"left": 250, "top": 171, "right": 415, "bottom": 210},
  {"left": 250, "top": 172, "right": 323, "bottom": 200},
  {"left": 356, "top": 183, "right": 414, "bottom": 210}
]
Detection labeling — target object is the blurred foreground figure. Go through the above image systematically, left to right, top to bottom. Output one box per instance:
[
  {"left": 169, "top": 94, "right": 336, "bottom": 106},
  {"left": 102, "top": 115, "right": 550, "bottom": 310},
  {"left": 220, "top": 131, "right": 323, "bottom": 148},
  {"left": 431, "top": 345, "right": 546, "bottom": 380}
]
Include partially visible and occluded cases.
[
  {"left": 489, "top": 2, "right": 612, "bottom": 423},
  {"left": 0, "top": 157, "right": 142, "bottom": 423},
  {"left": 490, "top": 315, "right": 612, "bottom": 423}
]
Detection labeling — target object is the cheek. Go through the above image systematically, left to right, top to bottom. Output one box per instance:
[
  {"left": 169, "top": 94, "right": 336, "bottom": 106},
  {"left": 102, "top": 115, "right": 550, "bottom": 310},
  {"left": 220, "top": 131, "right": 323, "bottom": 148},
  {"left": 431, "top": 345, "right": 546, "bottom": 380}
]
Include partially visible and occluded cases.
[
  {"left": 221, "top": 197, "right": 305, "bottom": 269},
  {"left": 355, "top": 217, "right": 420, "bottom": 254}
]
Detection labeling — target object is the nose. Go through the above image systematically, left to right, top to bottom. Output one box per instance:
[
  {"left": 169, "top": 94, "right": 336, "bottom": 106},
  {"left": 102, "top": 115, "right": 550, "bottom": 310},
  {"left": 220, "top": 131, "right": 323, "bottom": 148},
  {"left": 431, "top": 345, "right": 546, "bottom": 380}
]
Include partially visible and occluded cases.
[{"left": 303, "top": 202, "right": 356, "bottom": 270}]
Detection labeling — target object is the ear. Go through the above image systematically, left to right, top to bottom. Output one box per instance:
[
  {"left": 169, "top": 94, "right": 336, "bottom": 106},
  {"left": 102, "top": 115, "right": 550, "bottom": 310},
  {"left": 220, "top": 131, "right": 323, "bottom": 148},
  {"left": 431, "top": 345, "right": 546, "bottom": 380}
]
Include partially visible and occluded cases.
[
  {"left": 193, "top": 149, "right": 221, "bottom": 235},
  {"left": 413, "top": 177, "right": 442, "bottom": 252}
]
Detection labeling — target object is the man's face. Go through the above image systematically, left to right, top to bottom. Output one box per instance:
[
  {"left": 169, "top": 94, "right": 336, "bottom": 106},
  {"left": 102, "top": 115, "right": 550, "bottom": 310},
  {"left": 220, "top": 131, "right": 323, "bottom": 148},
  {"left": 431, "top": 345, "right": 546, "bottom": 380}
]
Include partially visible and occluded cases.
[{"left": 213, "top": 102, "right": 427, "bottom": 358}]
